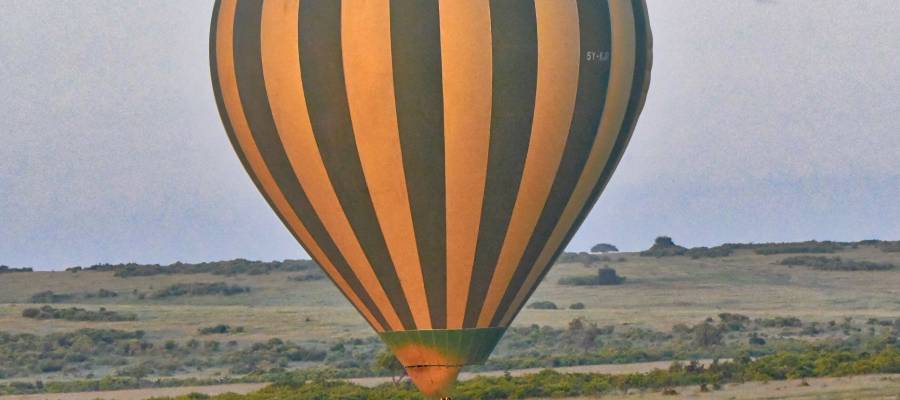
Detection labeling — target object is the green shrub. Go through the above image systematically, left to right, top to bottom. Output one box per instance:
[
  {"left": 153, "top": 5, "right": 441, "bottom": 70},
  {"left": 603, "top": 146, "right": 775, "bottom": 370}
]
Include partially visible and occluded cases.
[
  {"left": 640, "top": 236, "right": 688, "bottom": 257},
  {"left": 752, "top": 241, "right": 845, "bottom": 255},
  {"left": 878, "top": 241, "right": 900, "bottom": 253},
  {"left": 685, "top": 246, "right": 734, "bottom": 259},
  {"left": 556, "top": 252, "right": 605, "bottom": 267},
  {"left": 779, "top": 256, "right": 894, "bottom": 271},
  {"left": 75, "top": 259, "right": 317, "bottom": 278},
  {"left": 0, "top": 265, "right": 32, "bottom": 274},
  {"left": 559, "top": 267, "right": 624, "bottom": 286},
  {"left": 288, "top": 273, "right": 325, "bottom": 282},
  {"left": 150, "top": 283, "right": 251, "bottom": 299},
  {"left": 29, "top": 291, "right": 74, "bottom": 304},
  {"left": 527, "top": 301, "right": 558, "bottom": 310},
  {"left": 569, "top": 303, "right": 586, "bottom": 310},
  {"left": 20, "top": 306, "right": 136, "bottom": 322},
  {"left": 718, "top": 313, "right": 750, "bottom": 331},
  {"left": 757, "top": 316, "right": 803, "bottom": 328},
  {"left": 691, "top": 323, "right": 723, "bottom": 347},
  {"left": 198, "top": 325, "right": 244, "bottom": 335},
  {"left": 100, "top": 347, "right": 900, "bottom": 400}
]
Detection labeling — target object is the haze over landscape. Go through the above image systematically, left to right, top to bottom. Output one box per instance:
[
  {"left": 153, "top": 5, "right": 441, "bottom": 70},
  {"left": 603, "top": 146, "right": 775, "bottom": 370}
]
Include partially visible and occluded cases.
[{"left": 2, "top": 0, "right": 898, "bottom": 269}]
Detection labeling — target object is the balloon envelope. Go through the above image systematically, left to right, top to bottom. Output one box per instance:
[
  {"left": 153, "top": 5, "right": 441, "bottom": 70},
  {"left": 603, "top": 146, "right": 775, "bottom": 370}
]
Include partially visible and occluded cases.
[{"left": 210, "top": 0, "right": 651, "bottom": 397}]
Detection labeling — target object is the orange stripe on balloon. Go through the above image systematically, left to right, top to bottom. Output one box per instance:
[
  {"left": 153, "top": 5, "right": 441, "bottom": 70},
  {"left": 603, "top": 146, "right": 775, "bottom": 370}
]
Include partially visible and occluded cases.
[
  {"left": 216, "top": 0, "right": 382, "bottom": 332},
  {"left": 258, "top": 0, "right": 402, "bottom": 331},
  {"left": 340, "top": 0, "right": 431, "bottom": 329},
  {"left": 438, "top": 0, "right": 493, "bottom": 330},
  {"left": 477, "top": 0, "right": 582, "bottom": 327},
  {"left": 499, "top": 0, "right": 637, "bottom": 327}
]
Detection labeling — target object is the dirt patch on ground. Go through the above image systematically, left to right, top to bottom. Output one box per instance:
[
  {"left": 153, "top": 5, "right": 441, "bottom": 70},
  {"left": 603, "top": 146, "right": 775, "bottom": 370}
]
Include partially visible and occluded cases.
[{"left": 0, "top": 383, "right": 267, "bottom": 400}]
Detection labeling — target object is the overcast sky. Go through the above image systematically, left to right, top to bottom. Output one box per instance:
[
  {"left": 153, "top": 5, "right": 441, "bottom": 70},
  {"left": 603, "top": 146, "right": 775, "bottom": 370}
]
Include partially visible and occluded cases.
[{"left": 1, "top": 1, "right": 898, "bottom": 270}]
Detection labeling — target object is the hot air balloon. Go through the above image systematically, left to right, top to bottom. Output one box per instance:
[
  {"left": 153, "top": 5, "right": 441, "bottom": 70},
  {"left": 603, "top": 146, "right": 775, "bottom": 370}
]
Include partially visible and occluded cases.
[{"left": 210, "top": 0, "right": 651, "bottom": 397}]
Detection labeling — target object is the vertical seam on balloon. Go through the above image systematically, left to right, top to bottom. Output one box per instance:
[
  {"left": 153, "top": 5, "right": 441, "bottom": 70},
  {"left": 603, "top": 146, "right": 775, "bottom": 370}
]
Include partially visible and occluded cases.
[
  {"left": 212, "top": 0, "right": 385, "bottom": 332},
  {"left": 233, "top": 0, "right": 391, "bottom": 331},
  {"left": 257, "top": 0, "right": 398, "bottom": 331},
  {"left": 298, "top": 0, "right": 416, "bottom": 330},
  {"left": 339, "top": 0, "right": 432, "bottom": 330},
  {"left": 390, "top": 0, "right": 448, "bottom": 330},
  {"left": 438, "top": 0, "right": 493, "bottom": 330},
  {"left": 463, "top": 0, "right": 539, "bottom": 329},
  {"left": 476, "top": 0, "right": 581, "bottom": 328},
  {"left": 490, "top": 0, "right": 614, "bottom": 327},
  {"left": 498, "top": 0, "right": 638, "bottom": 327},
  {"left": 503, "top": 0, "right": 651, "bottom": 328}
]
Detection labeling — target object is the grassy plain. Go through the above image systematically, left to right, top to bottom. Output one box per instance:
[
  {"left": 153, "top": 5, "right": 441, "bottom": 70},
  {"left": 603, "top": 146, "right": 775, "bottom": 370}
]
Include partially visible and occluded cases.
[
  {"left": 1, "top": 243, "right": 898, "bottom": 399},
  {"left": 2, "top": 245, "right": 898, "bottom": 342},
  {"left": 2, "top": 374, "right": 897, "bottom": 400}
]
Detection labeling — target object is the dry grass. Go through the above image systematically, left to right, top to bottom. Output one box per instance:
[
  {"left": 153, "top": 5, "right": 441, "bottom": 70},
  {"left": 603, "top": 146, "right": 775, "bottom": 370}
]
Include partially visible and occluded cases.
[
  {"left": 1, "top": 245, "right": 898, "bottom": 343},
  {"left": 568, "top": 374, "right": 900, "bottom": 399},
  {"left": 0, "top": 383, "right": 267, "bottom": 400}
]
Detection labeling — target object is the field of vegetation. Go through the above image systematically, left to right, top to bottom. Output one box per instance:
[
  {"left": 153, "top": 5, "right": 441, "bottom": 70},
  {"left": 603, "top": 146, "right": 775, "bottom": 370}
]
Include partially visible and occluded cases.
[{"left": 0, "top": 239, "right": 898, "bottom": 399}]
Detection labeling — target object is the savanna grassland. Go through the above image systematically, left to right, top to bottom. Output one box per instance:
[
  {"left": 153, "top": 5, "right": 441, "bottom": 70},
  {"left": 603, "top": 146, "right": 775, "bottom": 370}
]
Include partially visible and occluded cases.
[{"left": 1, "top": 239, "right": 899, "bottom": 399}]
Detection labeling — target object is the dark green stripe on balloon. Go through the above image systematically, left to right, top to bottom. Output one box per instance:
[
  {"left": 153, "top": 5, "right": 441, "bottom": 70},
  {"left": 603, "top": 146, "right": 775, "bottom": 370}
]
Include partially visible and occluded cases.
[
  {"left": 230, "top": 0, "right": 391, "bottom": 330},
  {"left": 298, "top": 0, "right": 416, "bottom": 330},
  {"left": 389, "top": 0, "right": 448, "bottom": 330},
  {"left": 464, "top": 0, "right": 539, "bottom": 328},
  {"left": 491, "top": 0, "right": 613, "bottom": 326},
  {"left": 502, "top": 0, "right": 652, "bottom": 325}
]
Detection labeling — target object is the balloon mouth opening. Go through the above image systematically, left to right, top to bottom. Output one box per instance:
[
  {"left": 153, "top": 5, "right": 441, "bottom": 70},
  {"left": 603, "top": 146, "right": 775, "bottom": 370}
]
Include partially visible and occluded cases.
[
  {"left": 379, "top": 328, "right": 506, "bottom": 399},
  {"left": 405, "top": 365, "right": 462, "bottom": 399}
]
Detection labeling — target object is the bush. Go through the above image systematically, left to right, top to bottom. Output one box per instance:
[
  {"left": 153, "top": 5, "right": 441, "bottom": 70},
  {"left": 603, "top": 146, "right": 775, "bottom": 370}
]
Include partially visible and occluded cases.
[
  {"left": 640, "top": 236, "right": 688, "bottom": 257},
  {"left": 752, "top": 241, "right": 845, "bottom": 255},
  {"left": 878, "top": 241, "right": 900, "bottom": 253},
  {"left": 685, "top": 246, "right": 734, "bottom": 259},
  {"left": 556, "top": 252, "right": 604, "bottom": 267},
  {"left": 779, "top": 256, "right": 894, "bottom": 271},
  {"left": 78, "top": 259, "right": 317, "bottom": 278},
  {"left": 0, "top": 265, "right": 32, "bottom": 274},
  {"left": 558, "top": 267, "right": 624, "bottom": 286},
  {"left": 597, "top": 267, "right": 625, "bottom": 285},
  {"left": 288, "top": 273, "right": 325, "bottom": 282},
  {"left": 150, "top": 283, "right": 251, "bottom": 299},
  {"left": 29, "top": 291, "right": 74, "bottom": 304},
  {"left": 527, "top": 301, "right": 558, "bottom": 310},
  {"left": 569, "top": 303, "right": 586, "bottom": 310},
  {"left": 20, "top": 306, "right": 137, "bottom": 322},
  {"left": 718, "top": 313, "right": 750, "bottom": 331},
  {"left": 757, "top": 316, "right": 802, "bottom": 328},
  {"left": 691, "top": 323, "right": 723, "bottom": 347},
  {"left": 198, "top": 325, "right": 244, "bottom": 335},
  {"left": 749, "top": 335, "right": 767, "bottom": 346},
  {"left": 95, "top": 347, "right": 900, "bottom": 400}
]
